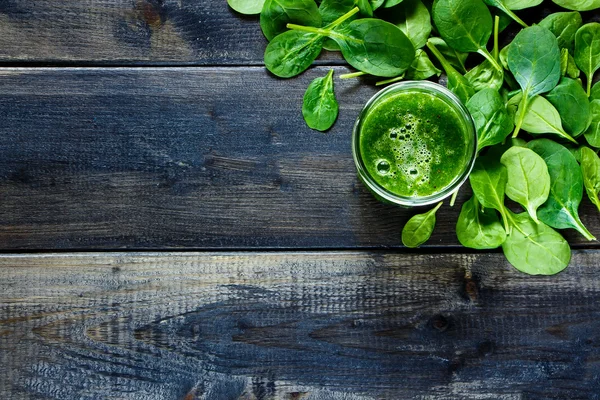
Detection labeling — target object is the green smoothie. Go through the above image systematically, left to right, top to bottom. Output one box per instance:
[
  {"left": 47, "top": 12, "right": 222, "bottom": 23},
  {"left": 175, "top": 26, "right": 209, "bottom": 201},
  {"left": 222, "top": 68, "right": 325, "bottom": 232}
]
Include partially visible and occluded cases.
[{"left": 358, "top": 89, "right": 471, "bottom": 199}]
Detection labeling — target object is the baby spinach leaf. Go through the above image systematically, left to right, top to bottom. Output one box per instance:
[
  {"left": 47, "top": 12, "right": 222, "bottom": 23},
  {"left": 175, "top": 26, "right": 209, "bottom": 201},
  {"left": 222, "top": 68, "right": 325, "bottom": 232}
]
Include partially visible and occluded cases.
[
  {"left": 228, "top": 0, "right": 266, "bottom": 15},
  {"left": 261, "top": 0, "right": 322, "bottom": 41},
  {"left": 318, "top": 0, "right": 371, "bottom": 51},
  {"left": 371, "top": 0, "right": 386, "bottom": 9},
  {"left": 383, "top": 0, "right": 405, "bottom": 6},
  {"left": 384, "top": 0, "right": 431, "bottom": 49},
  {"left": 432, "top": 0, "right": 501, "bottom": 71},
  {"left": 483, "top": 0, "right": 530, "bottom": 28},
  {"left": 499, "top": 0, "right": 542, "bottom": 10},
  {"left": 551, "top": 0, "right": 600, "bottom": 12},
  {"left": 539, "top": 11, "right": 582, "bottom": 54},
  {"left": 574, "top": 23, "right": 600, "bottom": 96},
  {"left": 507, "top": 26, "right": 561, "bottom": 138},
  {"left": 264, "top": 30, "right": 324, "bottom": 78},
  {"left": 427, "top": 37, "right": 468, "bottom": 74},
  {"left": 427, "top": 40, "right": 475, "bottom": 103},
  {"left": 405, "top": 49, "right": 442, "bottom": 80},
  {"left": 566, "top": 51, "right": 581, "bottom": 79},
  {"left": 465, "top": 60, "right": 504, "bottom": 92},
  {"left": 302, "top": 70, "right": 339, "bottom": 131},
  {"left": 546, "top": 77, "right": 591, "bottom": 137},
  {"left": 591, "top": 82, "right": 600, "bottom": 101},
  {"left": 466, "top": 88, "right": 513, "bottom": 152},
  {"left": 508, "top": 93, "right": 577, "bottom": 144},
  {"left": 584, "top": 100, "right": 600, "bottom": 147},
  {"left": 528, "top": 139, "right": 596, "bottom": 240},
  {"left": 501, "top": 146, "right": 551, "bottom": 223},
  {"left": 580, "top": 146, "right": 600, "bottom": 212},
  {"left": 469, "top": 155, "right": 510, "bottom": 233},
  {"left": 457, "top": 196, "right": 507, "bottom": 249},
  {"left": 402, "top": 202, "right": 443, "bottom": 248},
  {"left": 502, "top": 211, "right": 571, "bottom": 275}
]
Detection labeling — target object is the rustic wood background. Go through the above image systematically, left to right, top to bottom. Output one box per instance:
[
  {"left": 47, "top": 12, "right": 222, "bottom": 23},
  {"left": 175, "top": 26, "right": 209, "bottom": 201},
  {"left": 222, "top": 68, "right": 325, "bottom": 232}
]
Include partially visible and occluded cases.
[{"left": 1, "top": 0, "right": 600, "bottom": 399}]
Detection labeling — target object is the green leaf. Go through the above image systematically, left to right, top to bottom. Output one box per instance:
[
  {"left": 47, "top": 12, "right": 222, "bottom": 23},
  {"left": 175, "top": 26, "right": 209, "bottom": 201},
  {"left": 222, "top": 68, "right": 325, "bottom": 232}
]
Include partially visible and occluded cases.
[
  {"left": 228, "top": 0, "right": 266, "bottom": 15},
  {"left": 260, "top": 0, "right": 322, "bottom": 41},
  {"left": 383, "top": 0, "right": 431, "bottom": 49},
  {"left": 483, "top": 0, "right": 532, "bottom": 28},
  {"left": 497, "top": 0, "right": 542, "bottom": 10},
  {"left": 551, "top": 0, "right": 600, "bottom": 12},
  {"left": 539, "top": 11, "right": 582, "bottom": 54},
  {"left": 328, "top": 19, "right": 416, "bottom": 77},
  {"left": 574, "top": 23, "right": 600, "bottom": 96},
  {"left": 507, "top": 26, "right": 561, "bottom": 138},
  {"left": 264, "top": 30, "right": 324, "bottom": 78},
  {"left": 427, "top": 37, "right": 468, "bottom": 73},
  {"left": 426, "top": 40, "right": 475, "bottom": 104},
  {"left": 405, "top": 49, "right": 442, "bottom": 80},
  {"left": 566, "top": 51, "right": 581, "bottom": 79},
  {"left": 465, "top": 60, "right": 504, "bottom": 92},
  {"left": 302, "top": 70, "right": 339, "bottom": 131},
  {"left": 546, "top": 77, "right": 591, "bottom": 137},
  {"left": 591, "top": 82, "right": 600, "bottom": 101},
  {"left": 466, "top": 88, "right": 513, "bottom": 152},
  {"left": 508, "top": 93, "right": 577, "bottom": 144},
  {"left": 584, "top": 100, "right": 600, "bottom": 147},
  {"left": 527, "top": 139, "right": 596, "bottom": 241},
  {"left": 501, "top": 146, "right": 551, "bottom": 223},
  {"left": 580, "top": 146, "right": 600, "bottom": 212},
  {"left": 469, "top": 155, "right": 510, "bottom": 233},
  {"left": 456, "top": 196, "right": 507, "bottom": 249},
  {"left": 402, "top": 202, "right": 443, "bottom": 248},
  {"left": 502, "top": 211, "right": 571, "bottom": 275}
]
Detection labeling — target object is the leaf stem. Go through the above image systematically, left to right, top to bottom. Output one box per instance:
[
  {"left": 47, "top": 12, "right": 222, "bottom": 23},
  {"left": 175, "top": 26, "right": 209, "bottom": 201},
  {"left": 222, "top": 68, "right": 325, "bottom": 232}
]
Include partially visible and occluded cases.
[
  {"left": 325, "top": 7, "right": 360, "bottom": 29},
  {"left": 501, "top": 7, "right": 528, "bottom": 28},
  {"left": 493, "top": 16, "right": 500, "bottom": 62},
  {"left": 287, "top": 24, "right": 330, "bottom": 36},
  {"left": 426, "top": 40, "right": 453, "bottom": 75},
  {"left": 477, "top": 48, "right": 503, "bottom": 73},
  {"left": 340, "top": 71, "right": 366, "bottom": 79},
  {"left": 376, "top": 74, "right": 405, "bottom": 86},
  {"left": 588, "top": 74, "right": 594, "bottom": 97},
  {"left": 512, "top": 92, "right": 529, "bottom": 139},
  {"left": 450, "top": 189, "right": 459, "bottom": 207},
  {"left": 432, "top": 201, "right": 444, "bottom": 214},
  {"left": 575, "top": 217, "right": 596, "bottom": 241}
]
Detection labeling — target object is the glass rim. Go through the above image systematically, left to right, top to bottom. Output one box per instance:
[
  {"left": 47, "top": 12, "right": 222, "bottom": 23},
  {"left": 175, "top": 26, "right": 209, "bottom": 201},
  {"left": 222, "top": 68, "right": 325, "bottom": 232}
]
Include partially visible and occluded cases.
[{"left": 352, "top": 80, "right": 478, "bottom": 207}]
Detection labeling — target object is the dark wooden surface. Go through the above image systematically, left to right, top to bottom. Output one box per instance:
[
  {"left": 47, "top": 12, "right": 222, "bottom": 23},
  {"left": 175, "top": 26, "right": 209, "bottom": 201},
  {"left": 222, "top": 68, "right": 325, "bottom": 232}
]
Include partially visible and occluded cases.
[
  {"left": 2, "top": 0, "right": 600, "bottom": 399},
  {"left": 1, "top": 66, "right": 599, "bottom": 250},
  {"left": 2, "top": 252, "right": 600, "bottom": 400}
]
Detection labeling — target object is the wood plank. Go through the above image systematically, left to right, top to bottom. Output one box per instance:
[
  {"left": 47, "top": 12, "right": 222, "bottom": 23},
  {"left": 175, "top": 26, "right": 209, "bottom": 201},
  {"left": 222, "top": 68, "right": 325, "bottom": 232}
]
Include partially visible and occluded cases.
[
  {"left": 0, "top": 0, "right": 597, "bottom": 65},
  {"left": 0, "top": 0, "right": 343, "bottom": 65},
  {"left": 2, "top": 66, "right": 600, "bottom": 250},
  {"left": 2, "top": 251, "right": 600, "bottom": 399}
]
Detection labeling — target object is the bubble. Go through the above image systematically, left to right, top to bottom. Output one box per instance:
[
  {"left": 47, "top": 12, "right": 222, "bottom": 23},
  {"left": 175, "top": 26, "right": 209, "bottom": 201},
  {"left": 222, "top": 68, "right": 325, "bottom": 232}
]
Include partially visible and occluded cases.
[{"left": 376, "top": 160, "right": 391, "bottom": 175}]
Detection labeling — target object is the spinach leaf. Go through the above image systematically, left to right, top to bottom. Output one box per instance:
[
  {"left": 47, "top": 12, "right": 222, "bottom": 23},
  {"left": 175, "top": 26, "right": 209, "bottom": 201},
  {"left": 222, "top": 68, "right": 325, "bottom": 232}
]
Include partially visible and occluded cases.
[
  {"left": 228, "top": 0, "right": 266, "bottom": 15},
  {"left": 261, "top": 0, "right": 322, "bottom": 41},
  {"left": 319, "top": 0, "right": 372, "bottom": 51},
  {"left": 371, "top": 0, "right": 386, "bottom": 9},
  {"left": 383, "top": 0, "right": 405, "bottom": 6},
  {"left": 384, "top": 0, "right": 431, "bottom": 49},
  {"left": 432, "top": 0, "right": 501, "bottom": 71},
  {"left": 483, "top": 0, "right": 530, "bottom": 28},
  {"left": 500, "top": 0, "right": 542, "bottom": 10},
  {"left": 551, "top": 0, "right": 600, "bottom": 12},
  {"left": 539, "top": 11, "right": 582, "bottom": 54},
  {"left": 290, "top": 18, "right": 415, "bottom": 77},
  {"left": 575, "top": 23, "right": 600, "bottom": 96},
  {"left": 507, "top": 26, "right": 561, "bottom": 138},
  {"left": 264, "top": 30, "right": 324, "bottom": 78},
  {"left": 427, "top": 37, "right": 468, "bottom": 74},
  {"left": 427, "top": 40, "right": 475, "bottom": 103},
  {"left": 405, "top": 49, "right": 442, "bottom": 80},
  {"left": 566, "top": 51, "right": 581, "bottom": 79},
  {"left": 465, "top": 60, "right": 504, "bottom": 92},
  {"left": 302, "top": 70, "right": 338, "bottom": 131},
  {"left": 546, "top": 77, "right": 591, "bottom": 137},
  {"left": 591, "top": 82, "right": 600, "bottom": 101},
  {"left": 466, "top": 88, "right": 513, "bottom": 152},
  {"left": 508, "top": 93, "right": 577, "bottom": 144},
  {"left": 584, "top": 100, "right": 600, "bottom": 147},
  {"left": 528, "top": 139, "right": 596, "bottom": 240},
  {"left": 501, "top": 146, "right": 551, "bottom": 223},
  {"left": 580, "top": 146, "right": 600, "bottom": 212},
  {"left": 469, "top": 155, "right": 510, "bottom": 233},
  {"left": 457, "top": 196, "right": 507, "bottom": 249},
  {"left": 402, "top": 202, "right": 443, "bottom": 248},
  {"left": 502, "top": 211, "right": 571, "bottom": 275}
]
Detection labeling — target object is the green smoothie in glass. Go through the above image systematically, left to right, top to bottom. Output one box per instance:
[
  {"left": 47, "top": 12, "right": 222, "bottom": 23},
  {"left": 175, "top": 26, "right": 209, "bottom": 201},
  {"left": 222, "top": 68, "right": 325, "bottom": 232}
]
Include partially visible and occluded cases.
[{"left": 352, "top": 81, "right": 476, "bottom": 207}]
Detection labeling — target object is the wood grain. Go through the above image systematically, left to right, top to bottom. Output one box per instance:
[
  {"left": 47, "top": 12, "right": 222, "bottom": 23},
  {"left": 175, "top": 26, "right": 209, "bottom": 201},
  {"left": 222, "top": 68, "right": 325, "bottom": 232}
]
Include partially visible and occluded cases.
[
  {"left": 0, "top": 0, "right": 597, "bottom": 65},
  {"left": 1, "top": 66, "right": 600, "bottom": 250},
  {"left": 2, "top": 251, "right": 600, "bottom": 399}
]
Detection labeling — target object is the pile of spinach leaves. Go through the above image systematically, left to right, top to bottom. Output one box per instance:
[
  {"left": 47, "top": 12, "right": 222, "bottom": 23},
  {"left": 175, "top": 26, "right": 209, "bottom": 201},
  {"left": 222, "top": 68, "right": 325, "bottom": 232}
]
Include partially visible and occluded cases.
[{"left": 228, "top": 0, "right": 600, "bottom": 276}]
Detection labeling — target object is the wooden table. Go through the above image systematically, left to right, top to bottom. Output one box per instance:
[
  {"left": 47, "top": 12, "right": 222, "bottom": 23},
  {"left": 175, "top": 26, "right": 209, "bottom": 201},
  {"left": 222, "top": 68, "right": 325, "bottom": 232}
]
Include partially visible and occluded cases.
[{"left": 1, "top": 1, "right": 600, "bottom": 399}]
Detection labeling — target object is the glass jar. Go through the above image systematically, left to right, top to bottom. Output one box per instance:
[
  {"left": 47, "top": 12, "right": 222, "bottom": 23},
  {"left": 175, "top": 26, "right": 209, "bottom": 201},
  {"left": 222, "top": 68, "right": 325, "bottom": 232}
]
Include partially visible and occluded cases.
[{"left": 352, "top": 81, "right": 477, "bottom": 207}]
